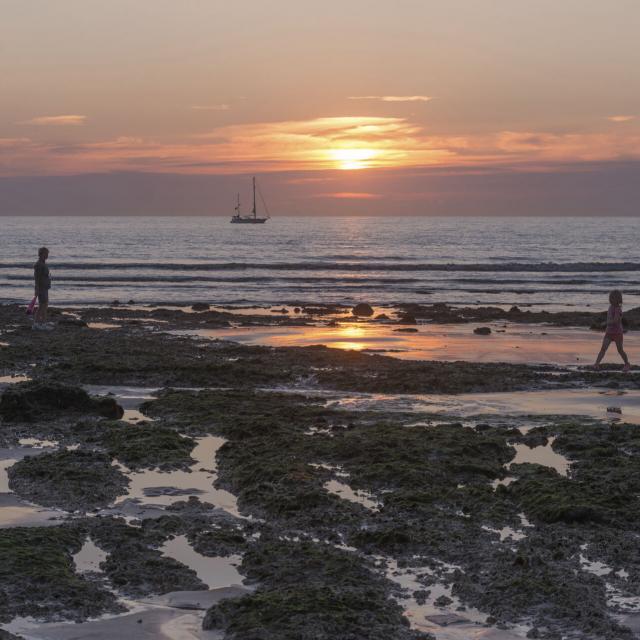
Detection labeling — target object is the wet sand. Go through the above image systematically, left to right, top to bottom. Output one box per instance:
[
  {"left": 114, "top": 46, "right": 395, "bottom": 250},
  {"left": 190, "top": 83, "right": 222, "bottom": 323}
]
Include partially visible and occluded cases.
[{"left": 176, "top": 321, "right": 635, "bottom": 366}]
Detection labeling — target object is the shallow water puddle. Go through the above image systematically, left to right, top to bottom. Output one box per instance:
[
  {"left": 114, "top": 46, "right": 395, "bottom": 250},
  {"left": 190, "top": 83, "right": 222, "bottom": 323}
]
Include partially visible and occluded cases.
[
  {"left": 87, "top": 322, "right": 122, "bottom": 330},
  {"left": 0, "top": 374, "right": 31, "bottom": 385},
  {"left": 85, "top": 384, "right": 158, "bottom": 424},
  {"left": 84, "top": 385, "right": 159, "bottom": 410},
  {"left": 325, "top": 387, "right": 640, "bottom": 425},
  {"left": 451, "top": 390, "right": 640, "bottom": 425},
  {"left": 122, "top": 409, "right": 152, "bottom": 424},
  {"left": 114, "top": 436, "right": 240, "bottom": 517},
  {"left": 508, "top": 436, "right": 570, "bottom": 476},
  {"left": 18, "top": 438, "right": 58, "bottom": 449},
  {"left": 0, "top": 448, "right": 68, "bottom": 528},
  {"left": 0, "top": 450, "right": 67, "bottom": 527},
  {"left": 0, "top": 458, "right": 17, "bottom": 494},
  {"left": 309, "top": 462, "right": 346, "bottom": 474},
  {"left": 313, "top": 462, "right": 382, "bottom": 511},
  {"left": 491, "top": 476, "right": 516, "bottom": 490},
  {"left": 324, "top": 479, "right": 381, "bottom": 511},
  {"left": 0, "top": 498, "right": 65, "bottom": 528},
  {"left": 518, "top": 513, "right": 534, "bottom": 529},
  {"left": 482, "top": 525, "right": 527, "bottom": 543},
  {"left": 161, "top": 535, "right": 244, "bottom": 590},
  {"left": 74, "top": 537, "right": 108, "bottom": 574},
  {"left": 579, "top": 544, "right": 614, "bottom": 577},
  {"left": 579, "top": 545, "right": 630, "bottom": 582},
  {"left": 383, "top": 558, "right": 529, "bottom": 639},
  {"left": 606, "top": 583, "right": 640, "bottom": 612},
  {"left": 2, "top": 606, "right": 223, "bottom": 640}
]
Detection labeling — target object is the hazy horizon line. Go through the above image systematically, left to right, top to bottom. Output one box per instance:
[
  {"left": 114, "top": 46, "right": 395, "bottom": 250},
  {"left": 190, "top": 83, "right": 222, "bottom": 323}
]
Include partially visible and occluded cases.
[{"left": 2, "top": 213, "right": 639, "bottom": 218}]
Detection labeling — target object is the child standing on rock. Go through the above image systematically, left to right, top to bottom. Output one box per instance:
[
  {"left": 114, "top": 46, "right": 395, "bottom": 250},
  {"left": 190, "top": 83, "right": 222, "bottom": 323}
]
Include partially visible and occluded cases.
[{"left": 594, "top": 289, "right": 630, "bottom": 371}]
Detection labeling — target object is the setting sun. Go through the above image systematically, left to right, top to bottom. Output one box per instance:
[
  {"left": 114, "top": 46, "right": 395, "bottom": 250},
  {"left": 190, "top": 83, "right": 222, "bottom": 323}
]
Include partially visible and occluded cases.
[{"left": 328, "top": 148, "right": 379, "bottom": 170}]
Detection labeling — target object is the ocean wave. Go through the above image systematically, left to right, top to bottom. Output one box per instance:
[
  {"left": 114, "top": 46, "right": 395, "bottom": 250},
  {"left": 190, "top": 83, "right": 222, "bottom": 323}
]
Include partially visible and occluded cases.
[
  {"left": 3, "top": 261, "right": 640, "bottom": 273},
  {"left": 5, "top": 274, "right": 422, "bottom": 284}
]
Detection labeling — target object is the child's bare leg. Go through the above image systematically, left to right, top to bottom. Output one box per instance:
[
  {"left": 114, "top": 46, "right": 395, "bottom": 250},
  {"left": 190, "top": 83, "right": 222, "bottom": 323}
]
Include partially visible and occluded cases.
[
  {"left": 36, "top": 301, "right": 48, "bottom": 324},
  {"left": 595, "top": 336, "right": 612, "bottom": 366},
  {"left": 614, "top": 337, "right": 630, "bottom": 366}
]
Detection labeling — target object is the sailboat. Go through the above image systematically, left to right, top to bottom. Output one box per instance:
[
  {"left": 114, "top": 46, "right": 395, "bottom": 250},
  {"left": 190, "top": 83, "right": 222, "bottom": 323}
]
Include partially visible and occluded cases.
[{"left": 230, "top": 177, "right": 270, "bottom": 224}]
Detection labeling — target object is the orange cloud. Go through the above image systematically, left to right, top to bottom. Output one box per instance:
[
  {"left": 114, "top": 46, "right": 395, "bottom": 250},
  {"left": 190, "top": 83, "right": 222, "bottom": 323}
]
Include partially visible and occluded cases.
[
  {"left": 18, "top": 115, "right": 87, "bottom": 126},
  {"left": 2, "top": 116, "right": 640, "bottom": 177},
  {"left": 195, "top": 116, "right": 453, "bottom": 170}
]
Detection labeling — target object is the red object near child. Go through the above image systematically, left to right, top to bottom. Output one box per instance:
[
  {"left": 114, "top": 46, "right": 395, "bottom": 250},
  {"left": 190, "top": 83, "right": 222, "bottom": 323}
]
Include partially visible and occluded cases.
[{"left": 26, "top": 296, "right": 37, "bottom": 316}]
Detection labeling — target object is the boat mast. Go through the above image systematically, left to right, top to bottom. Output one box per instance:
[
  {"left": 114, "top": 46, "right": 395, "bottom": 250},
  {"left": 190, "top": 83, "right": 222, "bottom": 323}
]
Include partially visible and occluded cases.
[
  {"left": 252, "top": 176, "right": 257, "bottom": 219},
  {"left": 235, "top": 193, "right": 241, "bottom": 217}
]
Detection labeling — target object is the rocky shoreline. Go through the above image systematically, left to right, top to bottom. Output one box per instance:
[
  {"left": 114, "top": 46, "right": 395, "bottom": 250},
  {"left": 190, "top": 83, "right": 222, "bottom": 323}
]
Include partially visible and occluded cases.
[{"left": 1, "top": 302, "right": 640, "bottom": 639}]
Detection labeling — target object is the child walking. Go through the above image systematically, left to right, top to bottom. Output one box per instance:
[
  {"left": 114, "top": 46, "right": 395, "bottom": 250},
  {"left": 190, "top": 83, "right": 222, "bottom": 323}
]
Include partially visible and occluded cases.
[{"left": 594, "top": 289, "right": 630, "bottom": 371}]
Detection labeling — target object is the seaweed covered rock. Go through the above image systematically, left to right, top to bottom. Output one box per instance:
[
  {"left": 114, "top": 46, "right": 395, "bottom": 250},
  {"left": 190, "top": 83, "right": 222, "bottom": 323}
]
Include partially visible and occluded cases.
[
  {"left": 0, "top": 381, "right": 123, "bottom": 422},
  {"left": 140, "top": 388, "right": 331, "bottom": 437},
  {"left": 99, "top": 423, "right": 196, "bottom": 470},
  {"left": 8, "top": 450, "right": 129, "bottom": 511},
  {"left": 89, "top": 518, "right": 206, "bottom": 596},
  {"left": 191, "top": 523, "right": 247, "bottom": 557},
  {"left": 0, "top": 525, "right": 121, "bottom": 622},
  {"left": 452, "top": 528, "right": 635, "bottom": 639},
  {"left": 203, "top": 539, "right": 432, "bottom": 640}
]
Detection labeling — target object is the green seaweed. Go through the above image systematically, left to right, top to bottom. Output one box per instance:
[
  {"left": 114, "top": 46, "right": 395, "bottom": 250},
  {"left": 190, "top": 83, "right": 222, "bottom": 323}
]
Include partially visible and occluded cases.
[
  {"left": 0, "top": 381, "right": 123, "bottom": 422},
  {"left": 98, "top": 423, "right": 196, "bottom": 470},
  {"left": 8, "top": 450, "right": 129, "bottom": 511},
  {"left": 0, "top": 526, "right": 121, "bottom": 622},
  {"left": 203, "top": 538, "right": 432, "bottom": 639}
]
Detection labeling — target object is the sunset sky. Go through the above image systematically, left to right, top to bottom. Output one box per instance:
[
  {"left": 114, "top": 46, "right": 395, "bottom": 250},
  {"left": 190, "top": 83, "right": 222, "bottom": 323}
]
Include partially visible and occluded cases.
[{"left": 1, "top": 0, "right": 639, "bottom": 215}]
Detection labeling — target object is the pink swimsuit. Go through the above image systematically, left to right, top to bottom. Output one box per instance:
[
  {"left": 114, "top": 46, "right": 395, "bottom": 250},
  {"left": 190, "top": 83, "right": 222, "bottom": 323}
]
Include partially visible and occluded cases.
[{"left": 606, "top": 305, "right": 623, "bottom": 338}]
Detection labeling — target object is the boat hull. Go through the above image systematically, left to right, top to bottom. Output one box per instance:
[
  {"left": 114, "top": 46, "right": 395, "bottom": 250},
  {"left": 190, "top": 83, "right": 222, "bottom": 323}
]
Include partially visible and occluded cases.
[{"left": 230, "top": 217, "right": 268, "bottom": 224}]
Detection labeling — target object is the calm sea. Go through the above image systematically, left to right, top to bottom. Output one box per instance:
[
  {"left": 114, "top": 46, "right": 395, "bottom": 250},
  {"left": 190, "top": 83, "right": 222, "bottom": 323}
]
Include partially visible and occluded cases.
[{"left": 1, "top": 216, "right": 639, "bottom": 311}]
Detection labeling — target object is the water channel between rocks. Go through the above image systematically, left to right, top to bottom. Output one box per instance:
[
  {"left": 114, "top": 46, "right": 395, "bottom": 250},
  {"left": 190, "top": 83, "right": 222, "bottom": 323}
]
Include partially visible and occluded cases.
[
  {"left": 323, "top": 387, "right": 640, "bottom": 425},
  {"left": 113, "top": 435, "right": 240, "bottom": 517}
]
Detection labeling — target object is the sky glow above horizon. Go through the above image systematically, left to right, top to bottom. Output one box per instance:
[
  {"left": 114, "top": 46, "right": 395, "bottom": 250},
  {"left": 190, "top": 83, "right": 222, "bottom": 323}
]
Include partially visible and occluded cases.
[{"left": 1, "top": 0, "right": 639, "bottom": 215}]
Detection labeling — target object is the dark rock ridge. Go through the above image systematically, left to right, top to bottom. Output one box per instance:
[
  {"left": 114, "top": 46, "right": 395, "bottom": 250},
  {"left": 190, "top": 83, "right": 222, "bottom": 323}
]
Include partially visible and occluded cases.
[
  {"left": 396, "top": 302, "right": 640, "bottom": 329},
  {"left": 0, "top": 381, "right": 123, "bottom": 422},
  {"left": 8, "top": 450, "right": 129, "bottom": 511},
  {"left": 0, "top": 525, "right": 122, "bottom": 623},
  {"left": 203, "top": 538, "right": 431, "bottom": 640}
]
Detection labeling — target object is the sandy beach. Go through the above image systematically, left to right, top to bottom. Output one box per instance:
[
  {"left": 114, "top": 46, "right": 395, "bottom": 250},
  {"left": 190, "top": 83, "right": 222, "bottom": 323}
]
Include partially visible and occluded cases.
[{"left": 0, "top": 301, "right": 639, "bottom": 639}]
